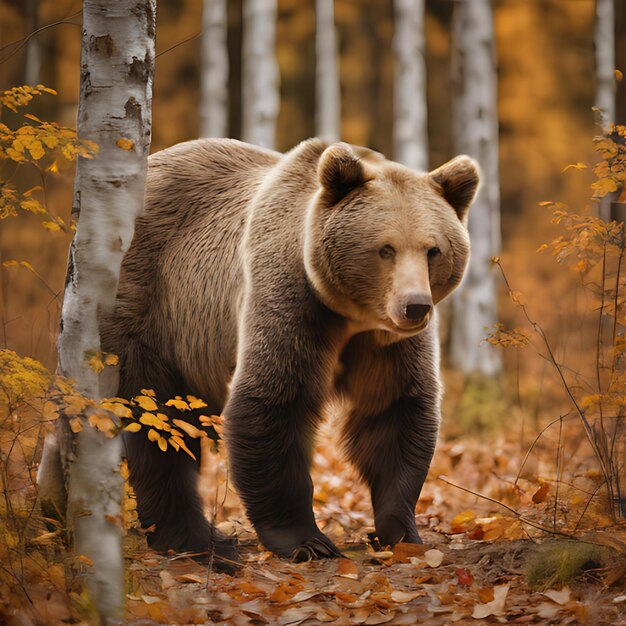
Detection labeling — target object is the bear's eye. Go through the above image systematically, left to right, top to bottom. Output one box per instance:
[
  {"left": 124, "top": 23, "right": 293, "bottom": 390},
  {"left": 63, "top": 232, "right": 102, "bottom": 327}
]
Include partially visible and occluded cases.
[
  {"left": 379, "top": 244, "right": 396, "bottom": 259},
  {"left": 427, "top": 247, "right": 440, "bottom": 259}
]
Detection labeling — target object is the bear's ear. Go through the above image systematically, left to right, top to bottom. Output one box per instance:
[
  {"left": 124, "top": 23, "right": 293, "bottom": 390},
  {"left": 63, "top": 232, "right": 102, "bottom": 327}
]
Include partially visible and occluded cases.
[
  {"left": 318, "top": 143, "right": 368, "bottom": 204},
  {"left": 429, "top": 156, "right": 480, "bottom": 221}
]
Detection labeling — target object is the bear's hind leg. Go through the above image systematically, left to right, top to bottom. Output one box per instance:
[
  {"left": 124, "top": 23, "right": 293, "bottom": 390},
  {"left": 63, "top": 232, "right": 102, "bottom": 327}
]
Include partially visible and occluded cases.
[{"left": 125, "top": 431, "right": 239, "bottom": 572}]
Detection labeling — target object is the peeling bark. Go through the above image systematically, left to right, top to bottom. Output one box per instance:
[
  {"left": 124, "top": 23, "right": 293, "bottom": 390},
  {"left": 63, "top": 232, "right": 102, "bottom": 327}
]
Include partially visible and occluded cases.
[
  {"left": 200, "top": 0, "right": 229, "bottom": 138},
  {"left": 242, "top": 0, "right": 280, "bottom": 148},
  {"left": 316, "top": 0, "right": 340, "bottom": 142},
  {"left": 393, "top": 0, "right": 428, "bottom": 171},
  {"left": 449, "top": 0, "right": 502, "bottom": 377},
  {"left": 38, "top": 1, "right": 155, "bottom": 621}
]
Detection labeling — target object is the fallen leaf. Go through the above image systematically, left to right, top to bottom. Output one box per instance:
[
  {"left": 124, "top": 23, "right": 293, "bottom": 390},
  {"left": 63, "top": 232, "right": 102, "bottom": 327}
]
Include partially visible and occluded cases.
[
  {"left": 532, "top": 483, "right": 549, "bottom": 504},
  {"left": 424, "top": 549, "right": 444, "bottom": 568},
  {"left": 336, "top": 558, "right": 359, "bottom": 579},
  {"left": 455, "top": 567, "right": 474, "bottom": 586},
  {"left": 472, "top": 583, "right": 509, "bottom": 619},
  {"left": 543, "top": 587, "right": 571, "bottom": 605},
  {"left": 390, "top": 590, "right": 423, "bottom": 603}
]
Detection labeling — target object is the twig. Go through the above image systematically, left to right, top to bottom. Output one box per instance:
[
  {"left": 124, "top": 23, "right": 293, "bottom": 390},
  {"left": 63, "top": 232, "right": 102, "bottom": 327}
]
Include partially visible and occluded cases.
[{"left": 438, "top": 475, "right": 575, "bottom": 538}]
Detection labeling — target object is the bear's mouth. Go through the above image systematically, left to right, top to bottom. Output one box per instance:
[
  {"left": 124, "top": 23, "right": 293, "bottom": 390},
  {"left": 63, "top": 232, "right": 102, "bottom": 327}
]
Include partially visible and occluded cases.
[{"left": 388, "top": 315, "right": 431, "bottom": 335}]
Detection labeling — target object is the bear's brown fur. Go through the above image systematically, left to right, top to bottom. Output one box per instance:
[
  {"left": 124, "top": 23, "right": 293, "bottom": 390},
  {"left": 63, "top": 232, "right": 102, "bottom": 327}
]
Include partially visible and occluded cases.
[{"left": 101, "top": 138, "right": 478, "bottom": 570}]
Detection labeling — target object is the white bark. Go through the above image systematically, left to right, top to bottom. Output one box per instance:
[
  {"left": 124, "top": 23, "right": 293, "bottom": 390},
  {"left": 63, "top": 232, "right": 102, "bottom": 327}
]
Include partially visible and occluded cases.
[
  {"left": 24, "top": 0, "right": 41, "bottom": 86},
  {"left": 200, "top": 0, "right": 229, "bottom": 138},
  {"left": 242, "top": 0, "right": 279, "bottom": 148},
  {"left": 316, "top": 0, "right": 340, "bottom": 142},
  {"left": 393, "top": 0, "right": 428, "bottom": 171},
  {"left": 449, "top": 0, "right": 502, "bottom": 377},
  {"left": 595, "top": 0, "right": 615, "bottom": 130},
  {"left": 56, "top": 1, "right": 154, "bottom": 620}
]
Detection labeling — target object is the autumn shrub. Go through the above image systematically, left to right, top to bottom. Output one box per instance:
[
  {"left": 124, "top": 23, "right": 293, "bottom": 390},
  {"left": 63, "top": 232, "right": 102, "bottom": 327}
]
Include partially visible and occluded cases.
[{"left": 488, "top": 125, "right": 626, "bottom": 528}]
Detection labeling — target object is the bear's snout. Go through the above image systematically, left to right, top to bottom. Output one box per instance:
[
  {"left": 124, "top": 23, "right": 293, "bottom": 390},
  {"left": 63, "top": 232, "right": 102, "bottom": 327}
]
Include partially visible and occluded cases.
[
  {"left": 390, "top": 293, "right": 433, "bottom": 331},
  {"left": 405, "top": 299, "right": 432, "bottom": 323}
]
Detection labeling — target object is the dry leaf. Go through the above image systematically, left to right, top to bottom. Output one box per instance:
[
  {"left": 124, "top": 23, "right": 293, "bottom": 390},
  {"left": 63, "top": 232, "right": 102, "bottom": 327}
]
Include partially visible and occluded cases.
[
  {"left": 424, "top": 549, "right": 444, "bottom": 567},
  {"left": 336, "top": 558, "right": 359, "bottom": 579},
  {"left": 472, "top": 583, "right": 509, "bottom": 619},
  {"left": 543, "top": 588, "right": 571, "bottom": 605}
]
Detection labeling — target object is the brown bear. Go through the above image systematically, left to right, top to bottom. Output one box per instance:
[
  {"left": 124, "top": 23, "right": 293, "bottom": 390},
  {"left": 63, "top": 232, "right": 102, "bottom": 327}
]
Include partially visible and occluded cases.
[{"left": 101, "top": 138, "right": 478, "bottom": 570}]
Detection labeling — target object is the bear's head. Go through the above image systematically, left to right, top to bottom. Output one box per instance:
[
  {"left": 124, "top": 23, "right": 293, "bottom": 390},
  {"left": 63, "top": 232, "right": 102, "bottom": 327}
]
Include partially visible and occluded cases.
[{"left": 304, "top": 142, "right": 478, "bottom": 337}]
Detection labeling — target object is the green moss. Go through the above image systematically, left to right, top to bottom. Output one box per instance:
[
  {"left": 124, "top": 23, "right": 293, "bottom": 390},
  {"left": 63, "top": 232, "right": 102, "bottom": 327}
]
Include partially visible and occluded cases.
[{"left": 526, "top": 540, "right": 611, "bottom": 590}]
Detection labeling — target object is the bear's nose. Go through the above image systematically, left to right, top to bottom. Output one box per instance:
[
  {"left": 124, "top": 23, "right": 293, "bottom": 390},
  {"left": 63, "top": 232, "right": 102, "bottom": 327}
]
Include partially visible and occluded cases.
[{"left": 404, "top": 295, "right": 432, "bottom": 324}]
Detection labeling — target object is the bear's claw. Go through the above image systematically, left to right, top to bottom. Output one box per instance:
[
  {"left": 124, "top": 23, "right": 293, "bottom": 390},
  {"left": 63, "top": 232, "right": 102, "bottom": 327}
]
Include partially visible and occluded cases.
[{"left": 291, "top": 535, "right": 343, "bottom": 562}]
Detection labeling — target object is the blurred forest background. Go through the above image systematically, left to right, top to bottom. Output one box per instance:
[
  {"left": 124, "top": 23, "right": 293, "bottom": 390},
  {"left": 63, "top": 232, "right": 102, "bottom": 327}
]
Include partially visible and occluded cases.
[{"left": 2, "top": 0, "right": 626, "bottom": 402}]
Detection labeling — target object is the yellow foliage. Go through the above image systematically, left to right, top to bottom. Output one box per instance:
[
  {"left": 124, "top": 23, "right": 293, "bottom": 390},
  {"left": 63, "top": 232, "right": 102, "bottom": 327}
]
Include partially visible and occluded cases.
[
  {"left": 116, "top": 137, "right": 135, "bottom": 150},
  {"left": 134, "top": 395, "right": 159, "bottom": 412}
]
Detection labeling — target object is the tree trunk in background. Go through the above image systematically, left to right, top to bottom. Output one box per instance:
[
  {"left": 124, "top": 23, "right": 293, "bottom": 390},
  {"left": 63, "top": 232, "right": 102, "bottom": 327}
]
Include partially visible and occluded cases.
[
  {"left": 24, "top": 0, "right": 41, "bottom": 85},
  {"left": 200, "top": 0, "right": 229, "bottom": 138},
  {"left": 242, "top": 0, "right": 279, "bottom": 148},
  {"left": 316, "top": 0, "right": 340, "bottom": 142},
  {"left": 393, "top": 0, "right": 428, "bottom": 171},
  {"left": 449, "top": 0, "right": 502, "bottom": 377},
  {"left": 595, "top": 0, "right": 616, "bottom": 222},
  {"left": 595, "top": 0, "right": 615, "bottom": 129},
  {"left": 39, "top": 1, "right": 155, "bottom": 620}
]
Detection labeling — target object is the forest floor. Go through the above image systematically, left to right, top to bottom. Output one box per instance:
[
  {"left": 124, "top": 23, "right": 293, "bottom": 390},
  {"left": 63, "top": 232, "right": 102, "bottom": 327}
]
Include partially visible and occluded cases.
[
  {"left": 3, "top": 416, "right": 626, "bottom": 625},
  {"left": 122, "top": 423, "right": 626, "bottom": 626}
]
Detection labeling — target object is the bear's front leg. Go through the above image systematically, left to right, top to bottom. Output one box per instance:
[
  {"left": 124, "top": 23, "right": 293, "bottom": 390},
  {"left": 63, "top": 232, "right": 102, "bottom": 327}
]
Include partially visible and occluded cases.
[
  {"left": 224, "top": 313, "right": 343, "bottom": 561},
  {"left": 339, "top": 332, "right": 441, "bottom": 547}
]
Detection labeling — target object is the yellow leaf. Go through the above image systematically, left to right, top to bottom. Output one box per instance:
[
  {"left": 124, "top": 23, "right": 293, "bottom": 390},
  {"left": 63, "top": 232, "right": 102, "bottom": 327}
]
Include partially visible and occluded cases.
[
  {"left": 616, "top": 69, "right": 624, "bottom": 82},
  {"left": 116, "top": 137, "right": 135, "bottom": 150},
  {"left": 28, "top": 140, "right": 45, "bottom": 160},
  {"left": 561, "top": 162, "right": 587, "bottom": 173},
  {"left": 591, "top": 177, "right": 618, "bottom": 197},
  {"left": 42, "top": 221, "right": 61, "bottom": 232},
  {"left": 2, "top": 260, "right": 19, "bottom": 268},
  {"left": 19, "top": 261, "right": 34, "bottom": 271},
  {"left": 104, "top": 353, "right": 119, "bottom": 366},
  {"left": 140, "top": 388, "right": 156, "bottom": 397},
  {"left": 134, "top": 395, "right": 158, "bottom": 411},
  {"left": 186, "top": 395, "right": 207, "bottom": 409},
  {"left": 165, "top": 397, "right": 190, "bottom": 411},
  {"left": 100, "top": 401, "right": 133, "bottom": 419},
  {"left": 139, "top": 412, "right": 168, "bottom": 430},
  {"left": 70, "top": 417, "right": 83, "bottom": 433},
  {"left": 172, "top": 419, "right": 206, "bottom": 439},
  {"left": 124, "top": 422, "right": 142, "bottom": 432},
  {"left": 147, "top": 428, "right": 159, "bottom": 442},
  {"left": 169, "top": 435, "right": 197, "bottom": 460},
  {"left": 157, "top": 436, "right": 167, "bottom": 452}
]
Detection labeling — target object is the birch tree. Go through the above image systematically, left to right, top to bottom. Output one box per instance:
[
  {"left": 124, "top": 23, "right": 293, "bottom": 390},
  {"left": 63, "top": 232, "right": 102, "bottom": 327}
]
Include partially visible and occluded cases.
[
  {"left": 24, "top": 0, "right": 41, "bottom": 85},
  {"left": 38, "top": 0, "right": 155, "bottom": 620},
  {"left": 200, "top": 0, "right": 229, "bottom": 138},
  {"left": 242, "top": 0, "right": 279, "bottom": 148},
  {"left": 316, "top": 0, "right": 340, "bottom": 142},
  {"left": 393, "top": 0, "right": 428, "bottom": 171},
  {"left": 449, "top": 0, "right": 501, "bottom": 377},
  {"left": 595, "top": 0, "right": 616, "bottom": 221},
  {"left": 595, "top": 0, "right": 616, "bottom": 130}
]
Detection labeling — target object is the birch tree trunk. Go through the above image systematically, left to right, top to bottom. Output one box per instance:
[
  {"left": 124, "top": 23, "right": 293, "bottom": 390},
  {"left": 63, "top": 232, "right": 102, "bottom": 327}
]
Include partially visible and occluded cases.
[
  {"left": 24, "top": 0, "right": 41, "bottom": 86},
  {"left": 200, "top": 0, "right": 229, "bottom": 138},
  {"left": 242, "top": 0, "right": 279, "bottom": 148},
  {"left": 316, "top": 0, "right": 340, "bottom": 142},
  {"left": 393, "top": 0, "right": 428, "bottom": 171},
  {"left": 449, "top": 0, "right": 501, "bottom": 377},
  {"left": 595, "top": 0, "right": 616, "bottom": 222},
  {"left": 595, "top": 0, "right": 616, "bottom": 130},
  {"left": 40, "top": 1, "right": 155, "bottom": 620}
]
